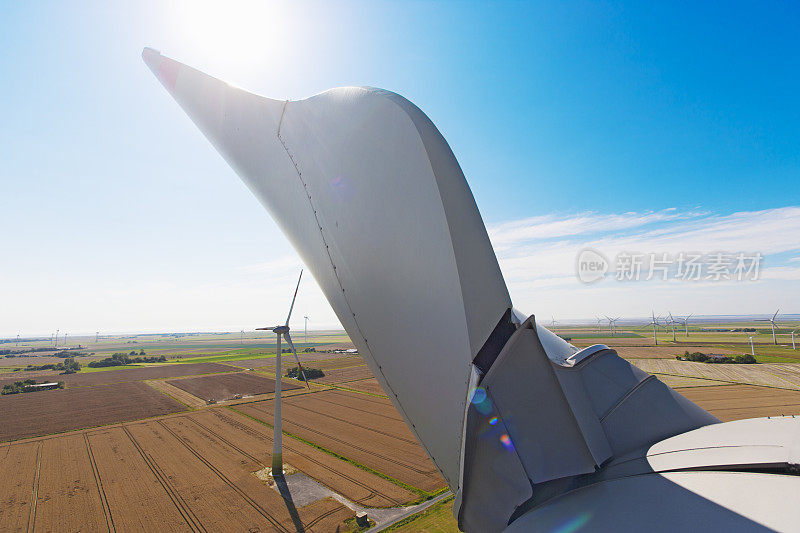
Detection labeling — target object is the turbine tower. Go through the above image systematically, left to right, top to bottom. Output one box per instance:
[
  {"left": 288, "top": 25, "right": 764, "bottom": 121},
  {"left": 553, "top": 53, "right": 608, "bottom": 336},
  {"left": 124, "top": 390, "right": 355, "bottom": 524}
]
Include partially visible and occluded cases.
[
  {"left": 256, "top": 270, "right": 309, "bottom": 476},
  {"left": 755, "top": 309, "right": 781, "bottom": 345},
  {"left": 646, "top": 311, "right": 660, "bottom": 346},
  {"left": 304, "top": 315, "right": 309, "bottom": 345},
  {"left": 55, "top": 329, "right": 59, "bottom": 347},
  {"left": 791, "top": 330, "right": 796, "bottom": 350},
  {"left": 95, "top": 331, "right": 99, "bottom": 343},
  {"left": 748, "top": 335, "right": 756, "bottom": 357}
]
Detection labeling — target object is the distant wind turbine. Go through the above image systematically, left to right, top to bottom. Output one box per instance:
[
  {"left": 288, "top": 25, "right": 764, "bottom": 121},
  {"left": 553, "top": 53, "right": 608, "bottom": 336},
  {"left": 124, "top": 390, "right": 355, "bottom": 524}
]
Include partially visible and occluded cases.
[
  {"left": 255, "top": 270, "right": 310, "bottom": 477},
  {"left": 755, "top": 309, "right": 781, "bottom": 345},
  {"left": 646, "top": 312, "right": 660, "bottom": 346},
  {"left": 667, "top": 312, "right": 677, "bottom": 342},
  {"left": 304, "top": 315, "right": 309, "bottom": 345},
  {"left": 551, "top": 316, "right": 558, "bottom": 329},
  {"left": 595, "top": 316, "right": 603, "bottom": 332},
  {"left": 792, "top": 330, "right": 796, "bottom": 351},
  {"left": 748, "top": 336, "right": 756, "bottom": 357}
]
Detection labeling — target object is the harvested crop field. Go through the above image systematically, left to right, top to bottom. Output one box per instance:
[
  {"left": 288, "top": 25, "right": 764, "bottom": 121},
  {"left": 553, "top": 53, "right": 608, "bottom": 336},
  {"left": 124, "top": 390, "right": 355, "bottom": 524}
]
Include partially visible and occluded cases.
[
  {"left": 223, "top": 357, "right": 276, "bottom": 369},
  {"left": 632, "top": 360, "right": 800, "bottom": 390},
  {"left": 59, "top": 362, "right": 232, "bottom": 388},
  {"left": 316, "top": 364, "right": 374, "bottom": 384},
  {"left": 167, "top": 372, "right": 301, "bottom": 401},
  {"left": 339, "top": 378, "right": 388, "bottom": 396},
  {"left": 0, "top": 381, "right": 186, "bottom": 442},
  {"left": 676, "top": 384, "right": 800, "bottom": 421},
  {"left": 235, "top": 389, "right": 445, "bottom": 493},
  {"left": 183, "top": 409, "right": 417, "bottom": 506},
  {"left": 0, "top": 420, "right": 355, "bottom": 532}
]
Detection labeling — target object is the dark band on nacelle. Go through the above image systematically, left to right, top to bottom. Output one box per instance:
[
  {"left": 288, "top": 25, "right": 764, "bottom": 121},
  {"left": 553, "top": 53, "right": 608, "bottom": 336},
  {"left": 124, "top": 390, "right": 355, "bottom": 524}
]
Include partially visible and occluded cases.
[{"left": 473, "top": 308, "right": 517, "bottom": 375}]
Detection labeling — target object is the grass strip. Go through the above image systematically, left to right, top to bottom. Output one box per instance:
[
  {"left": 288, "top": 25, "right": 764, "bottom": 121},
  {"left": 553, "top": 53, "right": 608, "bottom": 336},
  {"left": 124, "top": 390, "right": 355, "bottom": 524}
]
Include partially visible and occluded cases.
[{"left": 382, "top": 495, "right": 456, "bottom": 532}]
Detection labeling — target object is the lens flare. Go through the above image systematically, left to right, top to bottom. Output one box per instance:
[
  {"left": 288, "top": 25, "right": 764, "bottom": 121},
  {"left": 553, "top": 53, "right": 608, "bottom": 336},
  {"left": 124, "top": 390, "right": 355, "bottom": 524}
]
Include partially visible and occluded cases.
[
  {"left": 489, "top": 417, "right": 498, "bottom": 426},
  {"left": 500, "top": 433, "right": 514, "bottom": 450}
]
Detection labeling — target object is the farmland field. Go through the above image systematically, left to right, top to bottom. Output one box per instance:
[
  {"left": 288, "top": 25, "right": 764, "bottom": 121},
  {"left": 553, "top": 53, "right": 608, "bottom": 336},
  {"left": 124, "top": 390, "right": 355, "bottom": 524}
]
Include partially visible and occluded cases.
[
  {"left": 4, "top": 325, "right": 800, "bottom": 531},
  {"left": 0, "top": 361, "right": 232, "bottom": 388},
  {"left": 167, "top": 372, "right": 302, "bottom": 401},
  {"left": 338, "top": 377, "right": 388, "bottom": 396},
  {"left": 0, "top": 382, "right": 186, "bottom": 442},
  {"left": 677, "top": 384, "right": 800, "bottom": 421},
  {"left": 235, "top": 389, "right": 445, "bottom": 493},
  {"left": 0, "top": 420, "right": 356, "bottom": 532}
]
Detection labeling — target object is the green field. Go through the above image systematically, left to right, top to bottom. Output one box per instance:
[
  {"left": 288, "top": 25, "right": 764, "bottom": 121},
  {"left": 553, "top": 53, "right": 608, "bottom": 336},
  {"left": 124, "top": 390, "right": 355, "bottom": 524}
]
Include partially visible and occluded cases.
[{"left": 386, "top": 496, "right": 458, "bottom": 532}]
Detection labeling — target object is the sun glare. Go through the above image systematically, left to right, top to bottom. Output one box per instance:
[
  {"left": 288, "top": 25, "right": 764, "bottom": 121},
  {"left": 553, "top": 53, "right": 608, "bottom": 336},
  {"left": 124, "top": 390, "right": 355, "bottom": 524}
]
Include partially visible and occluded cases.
[{"left": 169, "top": 0, "right": 297, "bottom": 72}]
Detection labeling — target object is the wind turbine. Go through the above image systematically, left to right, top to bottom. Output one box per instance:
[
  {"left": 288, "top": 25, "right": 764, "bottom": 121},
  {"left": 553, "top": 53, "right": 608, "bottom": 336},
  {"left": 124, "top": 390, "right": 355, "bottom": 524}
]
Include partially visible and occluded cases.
[
  {"left": 255, "top": 270, "right": 309, "bottom": 477},
  {"left": 755, "top": 309, "right": 781, "bottom": 345},
  {"left": 646, "top": 312, "right": 660, "bottom": 346},
  {"left": 667, "top": 312, "right": 677, "bottom": 342},
  {"left": 681, "top": 313, "right": 693, "bottom": 337},
  {"left": 304, "top": 315, "right": 309, "bottom": 345},
  {"left": 550, "top": 316, "right": 558, "bottom": 329},
  {"left": 595, "top": 316, "right": 603, "bottom": 332},
  {"left": 604, "top": 316, "right": 620, "bottom": 336},
  {"left": 55, "top": 329, "right": 59, "bottom": 347},
  {"left": 240, "top": 329, "right": 244, "bottom": 344},
  {"left": 791, "top": 330, "right": 796, "bottom": 350},
  {"left": 95, "top": 331, "right": 99, "bottom": 343},
  {"left": 748, "top": 336, "right": 756, "bottom": 357}
]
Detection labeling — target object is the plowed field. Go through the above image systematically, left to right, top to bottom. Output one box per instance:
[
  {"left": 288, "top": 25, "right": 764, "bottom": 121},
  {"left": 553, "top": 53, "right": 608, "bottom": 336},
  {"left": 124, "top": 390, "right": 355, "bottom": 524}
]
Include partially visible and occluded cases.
[
  {"left": 167, "top": 372, "right": 301, "bottom": 401},
  {"left": 0, "top": 382, "right": 186, "bottom": 442}
]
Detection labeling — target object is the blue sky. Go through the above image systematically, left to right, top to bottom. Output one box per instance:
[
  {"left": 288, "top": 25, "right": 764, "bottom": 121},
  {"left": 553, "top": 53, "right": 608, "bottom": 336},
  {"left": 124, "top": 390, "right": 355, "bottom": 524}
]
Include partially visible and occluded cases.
[{"left": 2, "top": 1, "right": 799, "bottom": 336}]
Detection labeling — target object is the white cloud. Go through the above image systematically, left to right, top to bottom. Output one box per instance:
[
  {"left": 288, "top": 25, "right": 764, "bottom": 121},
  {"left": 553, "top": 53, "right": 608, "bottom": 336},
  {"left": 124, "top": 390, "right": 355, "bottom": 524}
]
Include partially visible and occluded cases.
[{"left": 492, "top": 206, "right": 800, "bottom": 319}]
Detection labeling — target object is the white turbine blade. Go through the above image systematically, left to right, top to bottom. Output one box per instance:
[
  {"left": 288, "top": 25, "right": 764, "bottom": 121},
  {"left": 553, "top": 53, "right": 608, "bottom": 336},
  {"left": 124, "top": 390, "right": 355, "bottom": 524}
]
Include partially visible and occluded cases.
[
  {"left": 142, "top": 48, "right": 514, "bottom": 489},
  {"left": 285, "top": 269, "right": 303, "bottom": 326},
  {"left": 773, "top": 309, "right": 780, "bottom": 321},
  {"left": 283, "top": 332, "right": 309, "bottom": 389}
]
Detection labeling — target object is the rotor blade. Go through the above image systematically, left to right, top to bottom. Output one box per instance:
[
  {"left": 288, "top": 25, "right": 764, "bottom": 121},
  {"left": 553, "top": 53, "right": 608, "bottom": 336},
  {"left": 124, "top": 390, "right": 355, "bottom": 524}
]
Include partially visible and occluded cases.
[
  {"left": 285, "top": 269, "right": 304, "bottom": 326},
  {"left": 772, "top": 309, "right": 780, "bottom": 321},
  {"left": 283, "top": 332, "right": 310, "bottom": 389}
]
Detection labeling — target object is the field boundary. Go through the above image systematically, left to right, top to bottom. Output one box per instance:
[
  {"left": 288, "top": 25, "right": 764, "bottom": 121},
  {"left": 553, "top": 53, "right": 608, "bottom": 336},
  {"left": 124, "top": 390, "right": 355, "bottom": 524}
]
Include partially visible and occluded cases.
[
  {"left": 84, "top": 433, "right": 115, "bottom": 532},
  {"left": 26, "top": 442, "right": 42, "bottom": 533}
]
